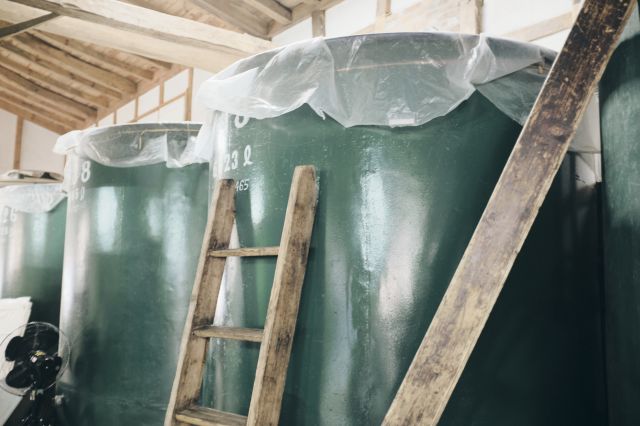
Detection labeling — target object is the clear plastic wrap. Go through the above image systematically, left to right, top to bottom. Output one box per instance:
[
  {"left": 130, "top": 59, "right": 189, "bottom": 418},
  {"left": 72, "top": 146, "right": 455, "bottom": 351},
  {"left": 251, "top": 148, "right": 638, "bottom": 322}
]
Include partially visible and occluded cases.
[
  {"left": 195, "top": 32, "right": 600, "bottom": 177},
  {"left": 196, "top": 33, "right": 553, "bottom": 128},
  {"left": 54, "top": 122, "right": 203, "bottom": 168},
  {"left": 0, "top": 184, "right": 66, "bottom": 213}
]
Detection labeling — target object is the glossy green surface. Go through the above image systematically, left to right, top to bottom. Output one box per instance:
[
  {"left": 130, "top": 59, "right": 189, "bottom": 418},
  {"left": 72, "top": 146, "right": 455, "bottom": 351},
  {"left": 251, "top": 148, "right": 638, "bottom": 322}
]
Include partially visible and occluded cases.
[
  {"left": 600, "top": 32, "right": 640, "bottom": 426},
  {"left": 201, "top": 95, "right": 606, "bottom": 425},
  {"left": 56, "top": 124, "right": 209, "bottom": 425},
  {"left": 0, "top": 200, "right": 66, "bottom": 325}
]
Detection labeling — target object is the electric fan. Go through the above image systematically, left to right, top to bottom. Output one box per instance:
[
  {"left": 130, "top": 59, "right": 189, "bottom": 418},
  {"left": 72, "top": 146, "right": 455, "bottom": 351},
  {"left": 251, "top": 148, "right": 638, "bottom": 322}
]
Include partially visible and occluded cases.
[{"left": 0, "top": 322, "right": 70, "bottom": 426}]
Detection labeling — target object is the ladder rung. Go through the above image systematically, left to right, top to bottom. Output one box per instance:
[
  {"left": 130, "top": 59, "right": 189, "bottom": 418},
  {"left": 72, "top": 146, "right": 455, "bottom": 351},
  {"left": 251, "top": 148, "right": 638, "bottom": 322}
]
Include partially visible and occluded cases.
[
  {"left": 208, "top": 246, "right": 279, "bottom": 257},
  {"left": 193, "top": 326, "right": 263, "bottom": 342},
  {"left": 176, "top": 406, "right": 247, "bottom": 426}
]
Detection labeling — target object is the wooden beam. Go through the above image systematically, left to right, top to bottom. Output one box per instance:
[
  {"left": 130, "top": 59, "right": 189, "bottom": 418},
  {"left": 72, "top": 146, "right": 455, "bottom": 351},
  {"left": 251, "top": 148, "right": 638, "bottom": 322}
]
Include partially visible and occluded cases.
[
  {"left": 6, "top": 0, "right": 271, "bottom": 70},
  {"left": 188, "top": 0, "right": 270, "bottom": 38},
  {"left": 242, "top": 0, "right": 292, "bottom": 25},
  {"left": 268, "top": 0, "right": 345, "bottom": 37},
  {"left": 355, "top": 0, "right": 460, "bottom": 34},
  {"left": 374, "top": 0, "right": 391, "bottom": 31},
  {"left": 459, "top": 0, "right": 483, "bottom": 34},
  {"left": 382, "top": 1, "right": 636, "bottom": 425},
  {"left": 503, "top": 7, "right": 577, "bottom": 42},
  {"left": 311, "top": 10, "right": 326, "bottom": 37},
  {"left": 0, "top": 12, "right": 57, "bottom": 39},
  {"left": 13, "top": 32, "right": 137, "bottom": 94},
  {"left": 33, "top": 32, "right": 155, "bottom": 80},
  {"left": 0, "top": 39, "right": 124, "bottom": 100},
  {"left": 0, "top": 48, "right": 111, "bottom": 108},
  {"left": 0, "top": 64, "right": 95, "bottom": 119},
  {"left": 0, "top": 85, "right": 83, "bottom": 128},
  {"left": 0, "top": 99, "right": 69, "bottom": 134},
  {"left": 13, "top": 117, "right": 23, "bottom": 169}
]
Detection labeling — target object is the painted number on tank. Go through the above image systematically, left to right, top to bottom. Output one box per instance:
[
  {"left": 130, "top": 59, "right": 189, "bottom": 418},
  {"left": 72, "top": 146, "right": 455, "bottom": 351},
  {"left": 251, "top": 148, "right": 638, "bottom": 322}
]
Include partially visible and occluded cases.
[
  {"left": 223, "top": 145, "right": 253, "bottom": 172},
  {"left": 81, "top": 160, "right": 91, "bottom": 183},
  {"left": 236, "top": 179, "right": 250, "bottom": 192}
]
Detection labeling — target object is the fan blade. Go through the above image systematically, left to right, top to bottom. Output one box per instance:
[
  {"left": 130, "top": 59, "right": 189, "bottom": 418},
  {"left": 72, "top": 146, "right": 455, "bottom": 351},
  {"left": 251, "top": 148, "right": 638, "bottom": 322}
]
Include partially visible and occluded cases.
[
  {"left": 5, "top": 336, "right": 28, "bottom": 361},
  {"left": 5, "top": 361, "right": 33, "bottom": 389}
]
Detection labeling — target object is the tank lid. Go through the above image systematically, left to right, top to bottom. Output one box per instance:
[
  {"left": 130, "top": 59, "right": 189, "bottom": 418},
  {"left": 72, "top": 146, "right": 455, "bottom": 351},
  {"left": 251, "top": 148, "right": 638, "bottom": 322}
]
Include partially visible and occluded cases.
[
  {"left": 54, "top": 122, "right": 204, "bottom": 169},
  {"left": 0, "top": 170, "right": 63, "bottom": 187},
  {"left": 0, "top": 183, "right": 66, "bottom": 213}
]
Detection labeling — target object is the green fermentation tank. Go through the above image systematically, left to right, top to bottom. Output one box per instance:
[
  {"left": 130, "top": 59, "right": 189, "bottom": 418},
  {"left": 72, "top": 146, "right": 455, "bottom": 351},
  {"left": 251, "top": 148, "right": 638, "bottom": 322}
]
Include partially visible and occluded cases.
[
  {"left": 600, "top": 25, "right": 640, "bottom": 426},
  {"left": 198, "top": 34, "right": 607, "bottom": 425},
  {"left": 56, "top": 123, "right": 209, "bottom": 425},
  {"left": 0, "top": 182, "right": 66, "bottom": 325}
]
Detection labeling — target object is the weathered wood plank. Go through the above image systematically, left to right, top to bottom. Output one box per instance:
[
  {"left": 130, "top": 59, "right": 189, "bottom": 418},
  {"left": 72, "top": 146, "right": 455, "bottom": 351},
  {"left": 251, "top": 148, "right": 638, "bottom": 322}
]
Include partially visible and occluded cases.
[
  {"left": 8, "top": 0, "right": 271, "bottom": 58},
  {"left": 242, "top": 0, "right": 292, "bottom": 24},
  {"left": 382, "top": 0, "right": 637, "bottom": 425},
  {"left": 311, "top": 9, "right": 326, "bottom": 37},
  {"left": 0, "top": 12, "right": 57, "bottom": 39},
  {"left": 14, "top": 32, "right": 137, "bottom": 94},
  {"left": 0, "top": 64, "right": 95, "bottom": 119},
  {"left": 0, "top": 98, "right": 69, "bottom": 134},
  {"left": 246, "top": 166, "right": 318, "bottom": 426},
  {"left": 165, "top": 179, "right": 236, "bottom": 426},
  {"left": 209, "top": 246, "right": 279, "bottom": 257},
  {"left": 193, "top": 326, "right": 263, "bottom": 343},
  {"left": 176, "top": 406, "right": 247, "bottom": 426}
]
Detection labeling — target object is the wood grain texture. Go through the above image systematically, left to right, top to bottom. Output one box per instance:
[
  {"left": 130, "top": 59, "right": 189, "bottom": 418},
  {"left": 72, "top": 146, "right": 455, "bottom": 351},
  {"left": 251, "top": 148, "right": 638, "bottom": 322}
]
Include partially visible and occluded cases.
[
  {"left": 382, "top": 0, "right": 637, "bottom": 425},
  {"left": 0, "top": 12, "right": 57, "bottom": 39},
  {"left": 246, "top": 165, "right": 318, "bottom": 426},
  {"left": 165, "top": 179, "right": 236, "bottom": 426},
  {"left": 209, "top": 246, "right": 279, "bottom": 257},
  {"left": 193, "top": 326, "right": 263, "bottom": 342},
  {"left": 176, "top": 406, "right": 247, "bottom": 426}
]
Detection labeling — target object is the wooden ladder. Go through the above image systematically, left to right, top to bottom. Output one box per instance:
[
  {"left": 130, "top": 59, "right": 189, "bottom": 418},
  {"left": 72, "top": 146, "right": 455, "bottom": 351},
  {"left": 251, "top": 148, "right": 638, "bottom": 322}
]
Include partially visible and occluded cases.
[{"left": 165, "top": 165, "right": 318, "bottom": 426}]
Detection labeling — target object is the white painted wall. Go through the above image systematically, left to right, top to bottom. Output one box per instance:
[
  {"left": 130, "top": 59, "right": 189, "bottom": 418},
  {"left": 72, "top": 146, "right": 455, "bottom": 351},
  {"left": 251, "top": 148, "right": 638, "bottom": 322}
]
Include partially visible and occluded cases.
[
  {"left": 0, "top": 110, "right": 17, "bottom": 173},
  {"left": 19, "top": 122, "right": 64, "bottom": 173}
]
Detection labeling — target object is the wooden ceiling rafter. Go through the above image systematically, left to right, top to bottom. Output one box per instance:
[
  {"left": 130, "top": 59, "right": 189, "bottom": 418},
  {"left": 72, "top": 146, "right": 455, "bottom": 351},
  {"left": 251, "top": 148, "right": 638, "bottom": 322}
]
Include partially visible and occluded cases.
[
  {"left": 187, "top": 0, "right": 271, "bottom": 38},
  {"left": 241, "top": 0, "right": 292, "bottom": 24},
  {"left": 268, "top": 0, "right": 345, "bottom": 36},
  {"left": 0, "top": 11, "right": 57, "bottom": 39},
  {"left": 12, "top": 32, "right": 137, "bottom": 94},
  {"left": 32, "top": 32, "right": 155, "bottom": 81},
  {"left": 0, "top": 40, "right": 125, "bottom": 100},
  {"left": 0, "top": 52, "right": 110, "bottom": 109},
  {"left": 0, "top": 65, "right": 96, "bottom": 119},
  {"left": 0, "top": 86, "right": 85, "bottom": 129},
  {"left": 0, "top": 98, "right": 70, "bottom": 135}
]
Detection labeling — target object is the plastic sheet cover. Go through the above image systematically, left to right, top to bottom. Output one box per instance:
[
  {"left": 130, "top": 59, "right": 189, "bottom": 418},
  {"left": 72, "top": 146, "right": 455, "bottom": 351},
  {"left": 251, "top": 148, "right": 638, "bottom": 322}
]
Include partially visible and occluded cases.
[
  {"left": 195, "top": 32, "right": 601, "bottom": 176},
  {"left": 54, "top": 122, "right": 203, "bottom": 168},
  {"left": 0, "top": 184, "right": 66, "bottom": 213}
]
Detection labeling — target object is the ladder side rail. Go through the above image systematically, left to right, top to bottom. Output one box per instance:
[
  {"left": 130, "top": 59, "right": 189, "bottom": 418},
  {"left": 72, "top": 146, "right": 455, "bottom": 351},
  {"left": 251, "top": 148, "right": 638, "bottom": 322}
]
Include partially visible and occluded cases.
[
  {"left": 246, "top": 165, "right": 318, "bottom": 426},
  {"left": 165, "top": 179, "right": 237, "bottom": 425}
]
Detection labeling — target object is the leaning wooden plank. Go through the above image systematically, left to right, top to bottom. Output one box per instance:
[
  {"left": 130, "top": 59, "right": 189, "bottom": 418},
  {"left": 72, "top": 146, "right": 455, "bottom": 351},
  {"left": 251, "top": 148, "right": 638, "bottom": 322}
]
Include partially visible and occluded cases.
[
  {"left": 8, "top": 0, "right": 271, "bottom": 56},
  {"left": 382, "top": 0, "right": 637, "bottom": 425},
  {"left": 0, "top": 12, "right": 56, "bottom": 39},
  {"left": 246, "top": 166, "right": 318, "bottom": 426},
  {"left": 165, "top": 180, "right": 236, "bottom": 426}
]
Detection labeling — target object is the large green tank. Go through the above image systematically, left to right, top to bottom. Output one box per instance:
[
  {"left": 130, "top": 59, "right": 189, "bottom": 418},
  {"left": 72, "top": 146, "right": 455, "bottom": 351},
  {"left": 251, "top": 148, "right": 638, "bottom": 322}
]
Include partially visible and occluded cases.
[
  {"left": 600, "top": 20, "right": 640, "bottom": 426},
  {"left": 195, "top": 34, "right": 607, "bottom": 425},
  {"left": 54, "top": 123, "right": 209, "bottom": 425},
  {"left": 0, "top": 180, "right": 66, "bottom": 325}
]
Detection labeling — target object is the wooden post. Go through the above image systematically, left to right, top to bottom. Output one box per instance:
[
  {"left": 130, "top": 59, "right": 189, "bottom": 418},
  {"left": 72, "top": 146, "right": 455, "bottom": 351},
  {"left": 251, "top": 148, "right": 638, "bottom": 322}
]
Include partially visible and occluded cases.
[
  {"left": 383, "top": 0, "right": 637, "bottom": 425},
  {"left": 459, "top": 0, "right": 483, "bottom": 34},
  {"left": 311, "top": 9, "right": 325, "bottom": 37},
  {"left": 13, "top": 117, "right": 23, "bottom": 169}
]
